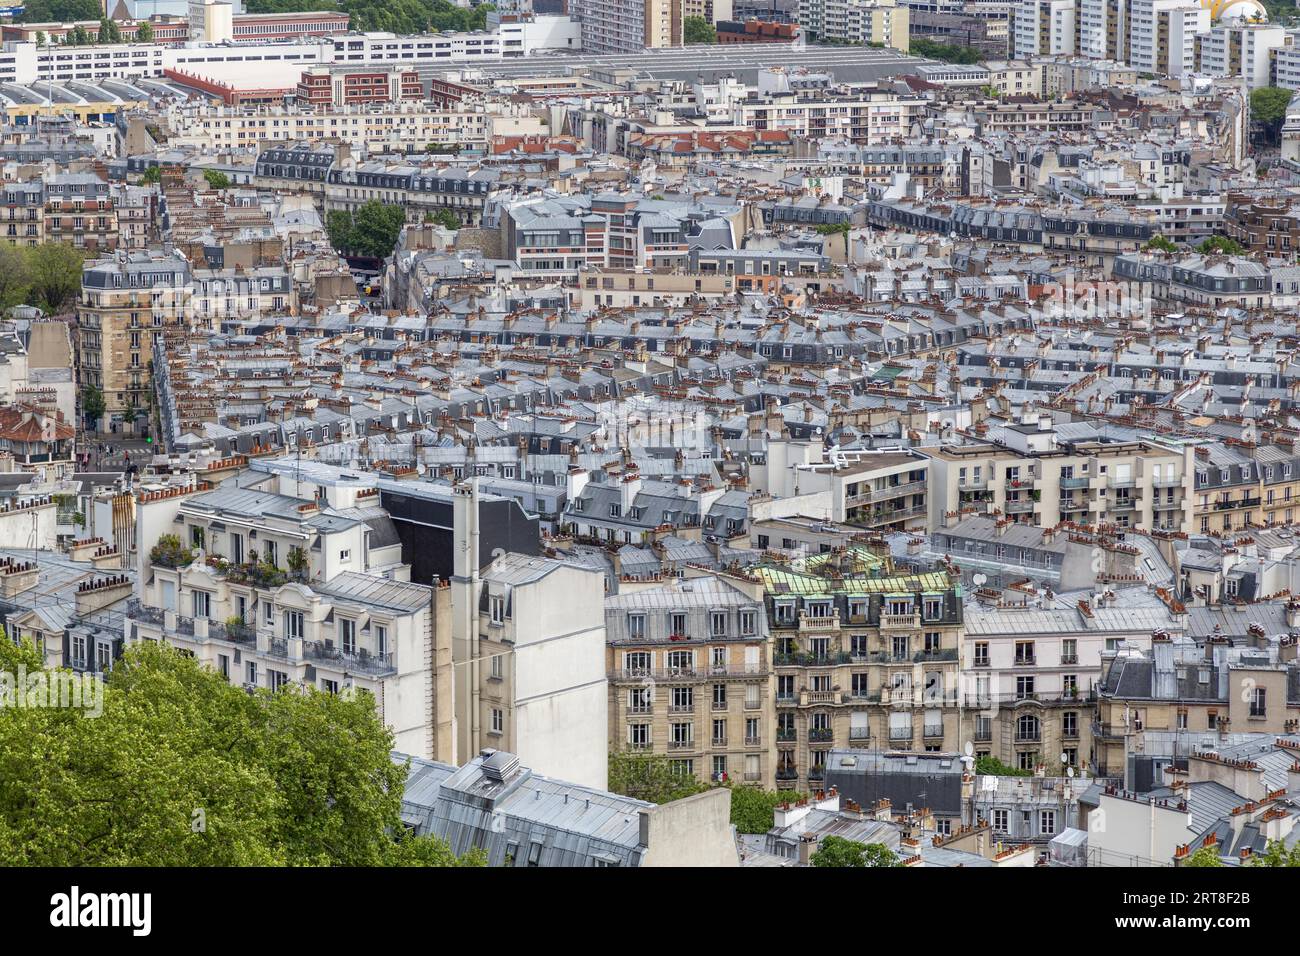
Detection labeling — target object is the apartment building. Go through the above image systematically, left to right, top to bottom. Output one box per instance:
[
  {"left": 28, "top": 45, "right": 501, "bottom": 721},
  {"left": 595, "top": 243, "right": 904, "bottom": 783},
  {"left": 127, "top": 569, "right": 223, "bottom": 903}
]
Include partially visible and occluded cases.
[
  {"left": 569, "top": 0, "right": 680, "bottom": 53},
  {"left": 798, "top": 0, "right": 911, "bottom": 50},
  {"left": 1012, "top": 0, "right": 1077, "bottom": 58},
  {"left": 1078, "top": 0, "right": 1128, "bottom": 60},
  {"left": 1127, "top": 0, "right": 1208, "bottom": 77},
  {"left": 1197, "top": 20, "right": 1290, "bottom": 89},
  {"left": 295, "top": 66, "right": 423, "bottom": 108},
  {"left": 730, "top": 87, "right": 925, "bottom": 145},
  {"left": 173, "top": 103, "right": 493, "bottom": 154},
  {"left": 40, "top": 173, "right": 118, "bottom": 253},
  {"left": 0, "top": 180, "right": 42, "bottom": 246},
  {"left": 79, "top": 251, "right": 193, "bottom": 428},
  {"left": 190, "top": 266, "right": 296, "bottom": 327},
  {"left": 924, "top": 415, "right": 1194, "bottom": 533},
  {"left": 786, "top": 450, "right": 929, "bottom": 531},
  {"left": 126, "top": 479, "right": 449, "bottom": 758},
  {"left": 451, "top": 481, "right": 608, "bottom": 791},
  {"left": 756, "top": 547, "right": 964, "bottom": 792},
  {"left": 606, "top": 574, "right": 773, "bottom": 788},
  {"left": 961, "top": 594, "right": 1159, "bottom": 773},
  {"left": 1094, "top": 631, "right": 1300, "bottom": 778}
]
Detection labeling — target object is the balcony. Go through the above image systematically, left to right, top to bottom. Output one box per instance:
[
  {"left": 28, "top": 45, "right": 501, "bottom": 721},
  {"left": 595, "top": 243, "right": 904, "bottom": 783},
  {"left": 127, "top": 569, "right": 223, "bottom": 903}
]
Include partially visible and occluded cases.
[
  {"left": 1059, "top": 476, "right": 1089, "bottom": 489},
  {"left": 845, "top": 478, "right": 926, "bottom": 506},
  {"left": 1004, "top": 499, "right": 1035, "bottom": 514},
  {"left": 881, "top": 612, "right": 919, "bottom": 629},
  {"left": 302, "top": 640, "right": 396, "bottom": 676},
  {"left": 914, "top": 648, "right": 958, "bottom": 663},
  {"left": 1014, "top": 655, "right": 1036, "bottom": 667},
  {"left": 1060, "top": 655, "right": 1078, "bottom": 665},
  {"left": 806, "top": 690, "right": 839, "bottom": 705},
  {"left": 712, "top": 700, "right": 728, "bottom": 711},
  {"left": 668, "top": 704, "right": 695, "bottom": 715},
  {"left": 924, "top": 724, "right": 945, "bottom": 738},
  {"left": 809, "top": 727, "right": 834, "bottom": 742},
  {"left": 974, "top": 727, "right": 992, "bottom": 742},
  {"left": 777, "top": 728, "right": 797, "bottom": 742},
  {"left": 849, "top": 728, "right": 871, "bottom": 746},
  {"left": 1014, "top": 731, "right": 1042, "bottom": 743},
  {"left": 744, "top": 735, "right": 762, "bottom": 747},
  {"left": 711, "top": 737, "right": 727, "bottom": 748},
  {"left": 668, "top": 739, "right": 695, "bottom": 751},
  {"left": 807, "top": 766, "right": 826, "bottom": 782},
  {"left": 776, "top": 767, "right": 799, "bottom": 782}
]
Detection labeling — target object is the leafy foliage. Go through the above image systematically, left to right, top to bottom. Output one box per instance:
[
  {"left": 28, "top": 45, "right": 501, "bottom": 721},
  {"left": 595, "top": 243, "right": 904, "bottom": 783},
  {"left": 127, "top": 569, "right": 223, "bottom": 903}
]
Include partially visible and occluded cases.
[
  {"left": 17, "top": 0, "right": 102, "bottom": 22},
  {"left": 245, "top": 0, "right": 493, "bottom": 34},
  {"left": 683, "top": 15, "right": 715, "bottom": 44},
  {"left": 97, "top": 18, "right": 122, "bottom": 43},
  {"left": 136, "top": 22, "right": 154, "bottom": 42},
  {"left": 910, "top": 37, "right": 984, "bottom": 64},
  {"left": 1251, "top": 86, "right": 1293, "bottom": 136},
  {"left": 140, "top": 166, "right": 162, "bottom": 185},
  {"left": 203, "top": 169, "right": 232, "bottom": 191},
  {"left": 326, "top": 200, "right": 408, "bottom": 258},
  {"left": 428, "top": 208, "right": 460, "bottom": 230},
  {"left": 1145, "top": 234, "right": 1177, "bottom": 252},
  {"left": 1197, "top": 235, "right": 1247, "bottom": 256},
  {"left": 0, "top": 242, "right": 86, "bottom": 314},
  {"left": 80, "top": 384, "right": 106, "bottom": 424},
  {"left": 148, "top": 533, "right": 195, "bottom": 569},
  {"left": 0, "top": 638, "right": 480, "bottom": 866},
  {"left": 607, "top": 751, "right": 710, "bottom": 804},
  {"left": 974, "top": 755, "right": 1033, "bottom": 777},
  {"left": 729, "top": 785, "right": 805, "bottom": 834},
  {"left": 810, "top": 836, "right": 902, "bottom": 867},
  {"left": 1247, "top": 839, "right": 1300, "bottom": 866},
  {"left": 1184, "top": 845, "right": 1224, "bottom": 867}
]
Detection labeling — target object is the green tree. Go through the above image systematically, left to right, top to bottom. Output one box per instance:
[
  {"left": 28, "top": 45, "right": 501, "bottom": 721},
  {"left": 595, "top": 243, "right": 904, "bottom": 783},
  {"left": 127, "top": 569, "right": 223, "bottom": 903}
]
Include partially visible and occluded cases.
[
  {"left": 17, "top": 0, "right": 102, "bottom": 23},
  {"left": 683, "top": 15, "right": 715, "bottom": 44},
  {"left": 98, "top": 18, "right": 122, "bottom": 43},
  {"left": 136, "top": 21, "right": 154, "bottom": 42},
  {"left": 34, "top": 31, "right": 47, "bottom": 47},
  {"left": 910, "top": 37, "right": 984, "bottom": 64},
  {"left": 1251, "top": 86, "right": 1292, "bottom": 143},
  {"left": 140, "top": 165, "right": 162, "bottom": 185},
  {"left": 203, "top": 168, "right": 232, "bottom": 191},
  {"left": 328, "top": 201, "right": 407, "bottom": 258},
  {"left": 430, "top": 208, "right": 460, "bottom": 231},
  {"left": 1145, "top": 234, "right": 1177, "bottom": 252},
  {"left": 1197, "top": 235, "right": 1247, "bottom": 256},
  {"left": 24, "top": 243, "right": 85, "bottom": 314},
  {"left": 0, "top": 244, "right": 32, "bottom": 310},
  {"left": 80, "top": 384, "right": 106, "bottom": 426},
  {"left": 0, "top": 638, "right": 481, "bottom": 866},
  {"left": 607, "top": 751, "right": 709, "bottom": 804},
  {"left": 975, "top": 755, "right": 1033, "bottom": 777},
  {"left": 729, "top": 785, "right": 805, "bottom": 834},
  {"left": 810, "top": 836, "right": 902, "bottom": 867},
  {"left": 1247, "top": 839, "right": 1300, "bottom": 866},
  {"left": 1184, "top": 845, "right": 1224, "bottom": 867}
]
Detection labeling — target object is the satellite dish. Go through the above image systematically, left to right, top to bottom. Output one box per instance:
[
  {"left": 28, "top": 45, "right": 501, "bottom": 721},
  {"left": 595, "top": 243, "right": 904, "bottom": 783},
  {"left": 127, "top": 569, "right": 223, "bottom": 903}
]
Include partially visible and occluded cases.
[
  {"left": 972, "top": 573, "right": 987, "bottom": 586},
  {"left": 960, "top": 739, "right": 975, "bottom": 772},
  {"left": 1060, "top": 752, "right": 1069, "bottom": 765},
  {"left": 1067, "top": 767, "right": 1076, "bottom": 778}
]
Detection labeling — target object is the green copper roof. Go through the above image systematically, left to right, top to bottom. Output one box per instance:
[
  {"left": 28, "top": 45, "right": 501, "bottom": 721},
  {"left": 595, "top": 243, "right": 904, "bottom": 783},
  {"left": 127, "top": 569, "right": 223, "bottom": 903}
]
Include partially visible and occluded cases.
[{"left": 752, "top": 546, "right": 954, "bottom": 596}]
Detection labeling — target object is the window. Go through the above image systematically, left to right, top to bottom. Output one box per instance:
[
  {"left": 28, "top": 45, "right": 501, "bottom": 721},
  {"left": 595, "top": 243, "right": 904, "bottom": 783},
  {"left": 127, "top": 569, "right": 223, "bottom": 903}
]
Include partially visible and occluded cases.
[
  {"left": 263, "top": 540, "right": 277, "bottom": 567},
  {"left": 339, "top": 549, "right": 351, "bottom": 564},
  {"left": 192, "top": 589, "right": 210, "bottom": 619},
  {"left": 490, "top": 594, "right": 505, "bottom": 625},
  {"left": 740, "top": 609, "right": 757, "bottom": 634},
  {"left": 710, "top": 611, "right": 727, "bottom": 637},
  {"left": 670, "top": 612, "right": 687, "bottom": 637},
  {"left": 627, "top": 613, "right": 646, "bottom": 639},
  {"left": 337, "top": 617, "right": 354, "bottom": 653},
  {"left": 375, "top": 625, "right": 388, "bottom": 658},
  {"left": 1061, "top": 638, "right": 1077, "bottom": 664},
  {"left": 1014, "top": 641, "right": 1035, "bottom": 665},
  {"left": 974, "top": 642, "right": 989, "bottom": 666},
  {"left": 666, "top": 650, "right": 693, "bottom": 673},
  {"left": 625, "top": 651, "right": 651, "bottom": 675},
  {"left": 491, "top": 654, "right": 503, "bottom": 679},
  {"left": 246, "top": 661, "right": 257, "bottom": 686},
  {"left": 269, "top": 670, "right": 288, "bottom": 692},
  {"left": 1016, "top": 675, "right": 1035, "bottom": 699},
  {"left": 322, "top": 678, "right": 338, "bottom": 695},
  {"left": 713, "top": 684, "right": 727, "bottom": 709},
  {"left": 671, "top": 686, "right": 694, "bottom": 711},
  {"left": 1250, "top": 687, "right": 1266, "bottom": 717},
  {"left": 491, "top": 708, "right": 504, "bottom": 734},
  {"left": 1063, "top": 711, "right": 1078, "bottom": 738},
  {"left": 1016, "top": 714, "right": 1040, "bottom": 741},
  {"left": 628, "top": 723, "right": 650, "bottom": 747},
  {"left": 993, "top": 809, "right": 1008, "bottom": 832},
  {"left": 1039, "top": 810, "right": 1056, "bottom": 834}
]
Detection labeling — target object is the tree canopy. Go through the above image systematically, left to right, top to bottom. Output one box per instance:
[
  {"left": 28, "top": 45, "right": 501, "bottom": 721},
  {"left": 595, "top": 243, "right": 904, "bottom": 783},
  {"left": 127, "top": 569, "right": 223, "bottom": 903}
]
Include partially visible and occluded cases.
[
  {"left": 17, "top": 0, "right": 102, "bottom": 23},
  {"left": 245, "top": 0, "right": 493, "bottom": 34},
  {"left": 683, "top": 15, "right": 716, "bottom": 44},
  {"left": 910, "top": 37, "right": 984, "bottom": 65},
  {"left": 203, "top": 169, "right": 233, "bottom": 191},
  {"left": 326, "top": 201, "right": 408, "bottom": 258},
  {"left": 1145, "top": 234, "right": 1178, "bottom": 253},
  {"left": 1197, "top": 235, "right": 1247, "bottom": 256},
  {"left": 0, "top": 242, "right": 86, "bottom": 315},
  {"left": 0, "top": 636, "right": 482, "bottom": 866},
  {"left": 810, "top": 836, "right": 902, "bottom": 867}
]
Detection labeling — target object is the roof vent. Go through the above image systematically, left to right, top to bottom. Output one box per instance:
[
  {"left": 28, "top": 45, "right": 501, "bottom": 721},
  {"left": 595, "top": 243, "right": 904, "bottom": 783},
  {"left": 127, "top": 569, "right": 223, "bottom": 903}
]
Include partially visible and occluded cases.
[{"left": 481, "top": 750, "right": 521, "bottom": 783}]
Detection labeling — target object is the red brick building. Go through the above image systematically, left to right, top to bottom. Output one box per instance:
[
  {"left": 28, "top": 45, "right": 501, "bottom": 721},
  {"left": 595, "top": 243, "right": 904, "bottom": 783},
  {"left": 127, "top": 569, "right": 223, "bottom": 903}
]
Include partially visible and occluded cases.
[
  {"left": 715, "top": 20, "right": 799, "bottom": 43},
  {"left": 296, "top": 67, "right": 424, "bottom": 108}
]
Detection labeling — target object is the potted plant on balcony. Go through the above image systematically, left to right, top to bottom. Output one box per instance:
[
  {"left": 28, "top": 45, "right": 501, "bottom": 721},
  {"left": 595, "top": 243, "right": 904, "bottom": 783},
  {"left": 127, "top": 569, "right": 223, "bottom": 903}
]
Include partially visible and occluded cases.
[
  {"left": 148, "top": 533, "right": 194, "bottom": 569},
  {"left": 287, "top": 546, "right": 309, "bottom": 582}
]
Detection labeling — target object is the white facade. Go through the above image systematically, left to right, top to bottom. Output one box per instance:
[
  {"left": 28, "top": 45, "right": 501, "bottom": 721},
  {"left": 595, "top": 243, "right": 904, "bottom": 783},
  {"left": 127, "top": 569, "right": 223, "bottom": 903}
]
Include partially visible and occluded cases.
[
  {"left": 1013, "top": 0, "right": 1077, "bottom": 58},
  {"left": 1127, "top": 0, "right": 1207, "bottom": 76},
  {"left": 1198, "top": 22, "right": 1288, "bottom": 88}
]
